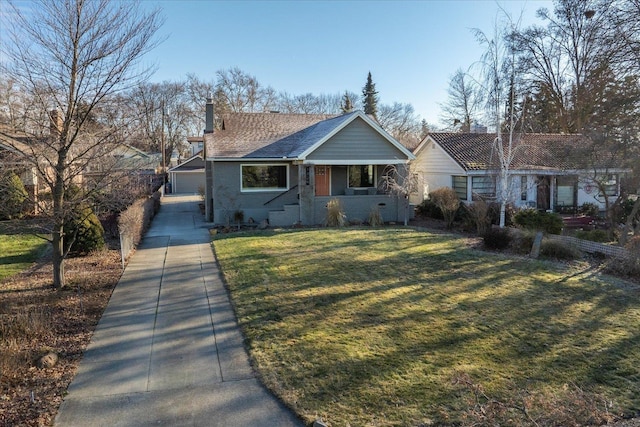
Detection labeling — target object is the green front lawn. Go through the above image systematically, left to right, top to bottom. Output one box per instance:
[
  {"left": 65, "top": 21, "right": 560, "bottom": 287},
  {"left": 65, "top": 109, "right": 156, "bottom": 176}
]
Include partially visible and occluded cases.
[
  {"left": 0, "top": 223, "right": 49, "bottom": 282},
  {"left": 213, "top": 228, "right": 640, "bottom": 426}
]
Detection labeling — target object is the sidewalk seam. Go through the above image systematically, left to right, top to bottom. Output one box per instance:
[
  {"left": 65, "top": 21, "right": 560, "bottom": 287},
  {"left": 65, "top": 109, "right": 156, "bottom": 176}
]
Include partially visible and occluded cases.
[
  {"left": 145, "top": 236, "right": 170, "bottom": 392},
  {"left": 201, "top": 242, "right": 225, "bottom": 381}
]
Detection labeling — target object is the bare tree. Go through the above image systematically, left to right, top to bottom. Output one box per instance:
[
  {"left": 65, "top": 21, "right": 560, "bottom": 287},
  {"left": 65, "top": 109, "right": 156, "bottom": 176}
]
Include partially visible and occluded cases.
[
  {"left": 1, "top": 0, "right": 163, "bottom": 289},
  {"left": 514, "top": 0, "right": 627, "bottom": 133},
  {"left": 514, "top": 0, "right": 639, "bottom": 231},
  {"left": 474, "top": 13, "right": 528, "bottom": 228},
  {"left": 215, "top": 67, "right": 274, "bottom": 112},
  {"left": 439, "top": 69, "right": 483, "bottom": 132},
  {"left": 185, "top": 73, "right": 216, "bottom": 131},
  {"left": 129, "top": 81, "right": 199, "bottom": 161},
  {"left": 276, "top": 92, "right": 344, "bottom": 114},
  {"left": 377, "top": 102, "right": 423, "bottom": 149},
  {"left": 379, "top": 164, "right": 421, "bottom": 226}
]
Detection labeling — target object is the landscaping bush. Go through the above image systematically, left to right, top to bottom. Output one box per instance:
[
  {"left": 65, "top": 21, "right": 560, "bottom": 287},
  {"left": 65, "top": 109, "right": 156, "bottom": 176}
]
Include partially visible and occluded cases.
[
  {"left": 0, "top": 171, "right": 28, "bottom": 220},
  {"left": 429, "top": 187, "right": 460, "bottom": 229},
  {"left": 118, "top": 191, "right": 161, "bottom": 253},
  {"left": 619, "top": 197, "right": 639, "bottom": 225},
  {"left": 325, "top": 198, "right": 346, "bottom": 227},
  {"left": 415, "top": 199, "right": 444, "bottom": 219},
  {"left": 466, "top": 200, "right": 490, "bottom": 234},
  {"left": 487, "top": 201, "right": 515, "bottom": 226},
  {"left": 579, "top": 202, "right": 600, "bottom": 217},
  {"left": 64, "top": 204, "right": 105, "bottom": 255},
  {"left": 368, "top": 206, "right": 383, "bottom": 227},
  {"left": 514, "top": 209, "right": 563, "bottom": 234},
  {"left": 483, "top": 227, "right": 512, "bottom": 250},
  {"left": 573, "top": 229, "right": 611, "bottom": 243},
  {"left": 509, "top": 230, "right": 536, "bottom": 255},
  {"left": 605, "top": 236, "right": 640, "bottom": 279},
  {"left": 540, "top": 240, "right": 581, "bottom": 260}
]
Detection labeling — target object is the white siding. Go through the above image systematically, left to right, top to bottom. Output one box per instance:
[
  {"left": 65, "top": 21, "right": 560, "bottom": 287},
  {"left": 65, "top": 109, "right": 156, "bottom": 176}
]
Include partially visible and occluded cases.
[{"left": 412, "top": 139, "right": 465, "bottom": 203}]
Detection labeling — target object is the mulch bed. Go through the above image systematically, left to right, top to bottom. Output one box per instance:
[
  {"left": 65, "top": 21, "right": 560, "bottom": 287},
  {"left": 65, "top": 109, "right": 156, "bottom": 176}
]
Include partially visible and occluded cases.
[{"left": 0, "top": 249, "right": 122, "bottom": 427}]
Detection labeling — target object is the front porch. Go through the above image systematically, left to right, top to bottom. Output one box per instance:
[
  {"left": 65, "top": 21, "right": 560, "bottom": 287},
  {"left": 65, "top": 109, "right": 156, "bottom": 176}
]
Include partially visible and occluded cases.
[{"left": 267, "top": 194, "right": 406, "bottom": 227}]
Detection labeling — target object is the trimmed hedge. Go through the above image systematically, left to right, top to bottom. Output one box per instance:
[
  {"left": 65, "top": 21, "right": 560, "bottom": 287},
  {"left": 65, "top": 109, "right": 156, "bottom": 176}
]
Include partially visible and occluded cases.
[{"left": 118, "top": 191, "right": 161, "bottom": 253}]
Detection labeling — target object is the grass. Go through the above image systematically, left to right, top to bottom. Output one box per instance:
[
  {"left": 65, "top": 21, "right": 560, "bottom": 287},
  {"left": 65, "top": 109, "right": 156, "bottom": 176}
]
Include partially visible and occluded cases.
[
  {"left": 0, "top": 221, "right": 49, "bottom": 282},
  {"left": 213, "top": 228, "right": 640, "bottom": 426}
]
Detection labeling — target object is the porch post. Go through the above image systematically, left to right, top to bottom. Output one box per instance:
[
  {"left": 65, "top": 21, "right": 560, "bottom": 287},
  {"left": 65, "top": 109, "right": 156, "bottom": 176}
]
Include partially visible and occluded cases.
[{"left": 298, "top": 164, "right": 315, "bottom": 225}]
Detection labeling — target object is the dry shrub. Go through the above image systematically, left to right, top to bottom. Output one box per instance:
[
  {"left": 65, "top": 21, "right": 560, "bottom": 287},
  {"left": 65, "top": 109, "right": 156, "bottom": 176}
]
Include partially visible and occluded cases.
[
  {"left": 429, "top": 187, "right": 460, "bottom": 229},
  {"left": 118, "top": 191, "right": 161, "bottom": 248},
  {"left": 325, "top": 198, "right": 346, "bottom": 227},
  {"left": 118, "top": 199, "right": 145, "bottom": 244},
  {"left": 467, "top": 200, "right": 491, "bottom": 234},
  {"left": 368, "top": 206, "right": 383, "bottom": 227},
  {"left": 483, "top": 227, "right": 512, "bottom": 250},
  {"left": 510, "top": 229, "right": 536, "bottom": 255},
  {"left": 606, "top": 235, "right": 640, "bottom": 279},
  {"left": 626, "top": 235, "right": 640, "bottom": 253},
  {"left": 540, "top": 240, "right": 582, "bottom": 260},
  {"left": 0, "top": 306, "right": 52, "bottom": 378},
  {"left": 0, "top": 307, "right": 51, "bottom": 340},
  {"left": 452, "top": 372, "right": 617, "bottom": 427}
]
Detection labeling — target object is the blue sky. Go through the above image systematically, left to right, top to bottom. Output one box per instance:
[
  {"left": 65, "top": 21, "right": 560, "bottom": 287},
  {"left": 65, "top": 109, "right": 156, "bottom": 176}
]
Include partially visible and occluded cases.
[
  {"left": 0, "top": 0, "right": 553, "bottom": 126},
  {"left": 142, "top": 0, "right": 553, "bottom": 127}
]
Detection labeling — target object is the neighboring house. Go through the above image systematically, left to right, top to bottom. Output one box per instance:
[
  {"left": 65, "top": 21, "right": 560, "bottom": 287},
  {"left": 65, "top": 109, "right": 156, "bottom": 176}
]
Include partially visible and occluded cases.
[
  {"left": 202, "top": 103, "right": 415, "bottom": 226},
  {"left": 1, "top": 119, "right": 162, "bottom": 201},
  {"left": 0, "top": 125, "right": 55, "bottom": 212},
  {"left": 412, "top": 132, "right": 628, "bottom": 213},
  {"left": 187, "top": 136, "right": 204, "bottom": 157},
  {"left": 83, "top": 142, "right": 162, "bottom": 193},
  {"left": 168, "top": 154, "right": 205, "bottom": 194}
]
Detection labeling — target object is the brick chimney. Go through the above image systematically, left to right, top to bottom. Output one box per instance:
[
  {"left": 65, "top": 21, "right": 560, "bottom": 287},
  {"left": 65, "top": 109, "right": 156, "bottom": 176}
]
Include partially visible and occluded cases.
[{"left": 49, "top": 109, "right": 62, "bottom": 138}]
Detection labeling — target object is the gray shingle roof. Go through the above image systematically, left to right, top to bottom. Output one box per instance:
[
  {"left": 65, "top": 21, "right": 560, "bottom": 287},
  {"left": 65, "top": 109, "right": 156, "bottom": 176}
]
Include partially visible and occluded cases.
[{"left": 207, "top": 112, "right": 339, "bottom": 158}]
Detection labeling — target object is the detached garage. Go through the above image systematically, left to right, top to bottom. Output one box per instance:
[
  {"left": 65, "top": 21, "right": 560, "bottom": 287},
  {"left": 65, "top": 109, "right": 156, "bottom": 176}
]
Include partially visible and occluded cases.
[{"left": 168, "top": 155, "right": 205, "bottom": 194}]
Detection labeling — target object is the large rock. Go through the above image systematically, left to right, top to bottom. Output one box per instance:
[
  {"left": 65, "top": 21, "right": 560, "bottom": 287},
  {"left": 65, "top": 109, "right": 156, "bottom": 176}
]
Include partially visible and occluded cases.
[{"left": 37, "top": 352, "right": 58, "bottom": 369}]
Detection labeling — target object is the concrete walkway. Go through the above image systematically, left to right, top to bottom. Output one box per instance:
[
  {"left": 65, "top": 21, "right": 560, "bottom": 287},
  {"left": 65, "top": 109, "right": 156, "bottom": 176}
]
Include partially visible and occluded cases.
[{"left": 55, "top": 195, "right": 302, "bottom": 427}]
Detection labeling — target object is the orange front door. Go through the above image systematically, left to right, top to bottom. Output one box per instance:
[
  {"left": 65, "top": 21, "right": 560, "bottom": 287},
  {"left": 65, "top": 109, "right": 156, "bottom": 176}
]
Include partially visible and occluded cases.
[{"left": 315, "top": 166, "right": 330, "bottom": 196}]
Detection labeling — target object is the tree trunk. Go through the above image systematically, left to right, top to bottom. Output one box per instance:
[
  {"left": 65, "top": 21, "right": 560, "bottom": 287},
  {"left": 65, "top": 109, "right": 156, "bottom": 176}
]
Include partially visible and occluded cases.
[
  {"left": 52, "top": 153, "right": 67, "bottom": 289},
  {"left": 404, "top": 196, "right": 409, "bottom": 226},
  {"left": 620, "top": 197, "right": 640, "bottom": 246},
  {"left": 499, "top": 201, "right": 507, "bottom": 228},
  {"left": 52, "top": 226, "right": 65, "bottom": 289}
]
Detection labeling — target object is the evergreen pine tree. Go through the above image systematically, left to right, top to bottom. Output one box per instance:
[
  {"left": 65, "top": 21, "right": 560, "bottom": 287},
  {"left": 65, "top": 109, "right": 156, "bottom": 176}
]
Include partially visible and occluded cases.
[
  {"left": 362, "top": 71, "right": 379, "bottom": 117},
  {"left": 340, "top": 91, "right": 354, "bottom": 113},
  {"left": 0, "top": 171, "right": 28, "bottom": 220}
]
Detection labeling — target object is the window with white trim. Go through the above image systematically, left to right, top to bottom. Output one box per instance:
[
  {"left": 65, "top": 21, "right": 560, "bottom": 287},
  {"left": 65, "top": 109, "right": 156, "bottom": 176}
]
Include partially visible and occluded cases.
[{"left": 241, "top": 164, "right": 288, "bottom": 191}]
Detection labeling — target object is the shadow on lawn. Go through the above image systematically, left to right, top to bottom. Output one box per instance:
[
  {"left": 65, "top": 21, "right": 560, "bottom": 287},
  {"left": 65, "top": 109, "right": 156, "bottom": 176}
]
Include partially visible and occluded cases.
[{"left": 214, "top": 228, "right": 640, "bottom": 425}]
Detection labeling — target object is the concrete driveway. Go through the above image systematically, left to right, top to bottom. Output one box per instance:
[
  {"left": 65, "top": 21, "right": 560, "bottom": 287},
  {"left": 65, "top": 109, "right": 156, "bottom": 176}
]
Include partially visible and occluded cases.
[{"left": 55, "top": 194, "right": 302, "bottom": 427}]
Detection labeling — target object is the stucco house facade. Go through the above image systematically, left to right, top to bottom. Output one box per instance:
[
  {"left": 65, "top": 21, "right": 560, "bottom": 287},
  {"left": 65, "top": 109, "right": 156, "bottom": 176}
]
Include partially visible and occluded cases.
[
  {"left": 202, "top": 103, "right": 415, "bottom": 227},
  {"left": 412, "top": 132, "right": 627, "bottom": 213}
]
